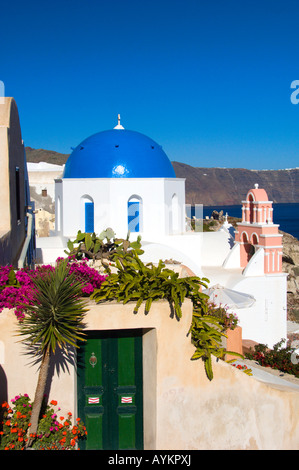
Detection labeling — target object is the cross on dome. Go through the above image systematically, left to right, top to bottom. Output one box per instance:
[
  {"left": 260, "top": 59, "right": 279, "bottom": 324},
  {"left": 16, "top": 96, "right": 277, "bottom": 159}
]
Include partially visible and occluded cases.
[{"left": 114, "top": 114, "right": 125, "bottom": 130}]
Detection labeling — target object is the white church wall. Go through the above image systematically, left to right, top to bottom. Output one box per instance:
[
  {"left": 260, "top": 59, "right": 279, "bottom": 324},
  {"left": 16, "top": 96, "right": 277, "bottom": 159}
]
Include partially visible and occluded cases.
[
  {"left": 55, "top": 177, "right": 186, "bottom": 240},
  {"left": 56, "top": 178, "right": 111, "bottom": 238},
  {"left": 109, "top": 178, "right": 166, "bottom": 237},
  {"left": 164, "top": 178, "right": 185, "bottom": 234},
  {"left": 201, "top": 231, "right": 234, "bottom": 266},
  {"left": 141, "top": 233, "right": 205, "bottom": 277},
  {"left": 140, "top": 239, "right": 205, "bottom": 277},
  {"left": 222, "top": 243, "right": 241, "bottom": 269},
  {"left": 242, "top": 247, "right": 265, "bottom": 276},
  {"left": 231, "top": 275, "right": 287, "bottom": 348}
]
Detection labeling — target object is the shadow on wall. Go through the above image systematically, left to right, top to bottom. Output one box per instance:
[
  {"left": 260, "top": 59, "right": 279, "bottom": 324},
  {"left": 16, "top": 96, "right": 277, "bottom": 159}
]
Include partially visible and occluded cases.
[
  {"left": 23, "top": 343, "right": 77, "bottom": 404},
  {"left": 0, "top": 365, "right": 8, "bottom": 431}
]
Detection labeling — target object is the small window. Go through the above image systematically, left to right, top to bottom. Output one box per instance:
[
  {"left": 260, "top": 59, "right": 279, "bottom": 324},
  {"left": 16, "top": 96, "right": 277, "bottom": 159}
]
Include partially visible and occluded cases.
[
  {"left": 42, "top": 189, "right": 47, "bottom": 197},
  {"left": 128, "top": 195, "right": 143, "bottom": 232},
  {"left": 85, "top": 201, "right": 94, "bottom": 233}
]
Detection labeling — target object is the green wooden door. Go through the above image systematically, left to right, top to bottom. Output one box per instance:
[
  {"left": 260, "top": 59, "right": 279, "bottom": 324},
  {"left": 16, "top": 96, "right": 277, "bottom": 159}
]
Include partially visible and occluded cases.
[{"left": 77, "top": 329, "right": 143, "bottom": 450}]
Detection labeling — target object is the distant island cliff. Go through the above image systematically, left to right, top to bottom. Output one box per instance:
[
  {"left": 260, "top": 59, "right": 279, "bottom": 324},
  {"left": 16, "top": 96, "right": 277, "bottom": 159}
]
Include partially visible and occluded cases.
[
  {"left": 25, "top": 147, "right": 299, "bottom": 205},
  {"left": 172, "top": 162, "right": 299, "bottom": 205}
]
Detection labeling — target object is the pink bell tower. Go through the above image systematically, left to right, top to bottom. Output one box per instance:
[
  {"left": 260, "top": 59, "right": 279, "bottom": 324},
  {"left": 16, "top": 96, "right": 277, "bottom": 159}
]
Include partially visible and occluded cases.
[{"left": 235, "top": 184, "right": 283, "bottom": 274}]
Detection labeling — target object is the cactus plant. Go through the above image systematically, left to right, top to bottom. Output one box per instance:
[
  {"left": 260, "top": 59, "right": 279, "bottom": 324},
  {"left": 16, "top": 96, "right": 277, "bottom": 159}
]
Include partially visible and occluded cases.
[
  {"left": 64, "top": 229, "right": 144, "bottom": 269},
  {"left": 91, "top": 252, "right": 208, "bottom": 318}
]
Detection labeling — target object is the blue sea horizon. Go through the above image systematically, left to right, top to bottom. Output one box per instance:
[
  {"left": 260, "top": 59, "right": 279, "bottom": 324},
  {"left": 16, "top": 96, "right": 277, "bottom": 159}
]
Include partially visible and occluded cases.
[{"left": 193, "top": 203, "right": 299, "bottom": 240}]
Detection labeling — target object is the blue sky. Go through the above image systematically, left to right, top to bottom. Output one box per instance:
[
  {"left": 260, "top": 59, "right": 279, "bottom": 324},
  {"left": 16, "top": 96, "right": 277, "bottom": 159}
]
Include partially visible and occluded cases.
[{"left": 1, "top": 0, "right": 298, "bottom": 170}]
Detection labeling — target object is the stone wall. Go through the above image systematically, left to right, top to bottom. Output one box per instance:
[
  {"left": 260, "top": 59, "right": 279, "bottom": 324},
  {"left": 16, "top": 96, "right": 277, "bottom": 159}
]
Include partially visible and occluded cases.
[{"left": 282, "top": 231, "right": 299, "bottom": 322}]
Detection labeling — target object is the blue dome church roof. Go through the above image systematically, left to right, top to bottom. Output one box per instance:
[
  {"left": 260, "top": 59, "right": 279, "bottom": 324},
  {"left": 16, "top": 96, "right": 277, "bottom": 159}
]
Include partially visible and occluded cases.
[{"left": 63, "top": 118, "right": 176, "bottom": 179}]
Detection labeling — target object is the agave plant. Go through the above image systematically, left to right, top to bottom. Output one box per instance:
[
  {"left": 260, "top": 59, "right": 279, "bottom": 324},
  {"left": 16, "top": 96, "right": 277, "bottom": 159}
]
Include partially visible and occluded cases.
[{"left": 17, "top": 260, "right": 88, "bottom": 447}]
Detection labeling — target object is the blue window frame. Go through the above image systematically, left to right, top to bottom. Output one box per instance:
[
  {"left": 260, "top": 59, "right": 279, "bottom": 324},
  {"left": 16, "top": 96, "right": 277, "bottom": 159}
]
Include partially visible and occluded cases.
[
  {"left": 128, "top": 200, "right": 140, "bottom": 232},
  {"left": 85, "top": 202, "right": 94, "bottom": 233}
]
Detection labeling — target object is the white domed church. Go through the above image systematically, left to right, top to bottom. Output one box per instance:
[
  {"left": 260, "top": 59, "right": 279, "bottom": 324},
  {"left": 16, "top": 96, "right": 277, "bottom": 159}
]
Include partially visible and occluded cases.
[
  {"left": 55, "top": 116, "right": 185, "bottom": 239},
  {"left": 36, "top": 117, "right": 288, "bottom": 349}
]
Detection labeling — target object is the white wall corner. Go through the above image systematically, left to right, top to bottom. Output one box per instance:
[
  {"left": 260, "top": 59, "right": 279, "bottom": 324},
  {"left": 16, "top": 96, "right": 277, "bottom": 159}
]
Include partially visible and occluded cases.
[
  {"left": 222, "top": 243, "right": 240, "bottom": 269},
  {"left": 242, "top": 247, "right": 265, "bottom": 277}
]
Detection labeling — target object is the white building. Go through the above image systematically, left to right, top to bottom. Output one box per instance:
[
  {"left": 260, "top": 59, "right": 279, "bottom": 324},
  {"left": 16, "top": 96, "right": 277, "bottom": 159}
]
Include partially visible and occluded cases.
[{"left": 55, "top": 118, "right": 185, "bottom": 239}]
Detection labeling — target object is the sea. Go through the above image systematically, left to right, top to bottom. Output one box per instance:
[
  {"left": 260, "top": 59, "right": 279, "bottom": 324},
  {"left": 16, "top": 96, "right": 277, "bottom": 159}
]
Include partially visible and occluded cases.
[{"left": 195, "top": 203, "right": 299, "bottom": 240}]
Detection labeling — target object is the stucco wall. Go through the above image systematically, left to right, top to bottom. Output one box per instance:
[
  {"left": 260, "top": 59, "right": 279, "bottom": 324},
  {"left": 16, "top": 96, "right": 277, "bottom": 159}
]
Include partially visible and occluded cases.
[
  {"left": 0, "top": 98, "right": 27, "bottom": 266},
  {"left": 0, "top": 300, "right": 298, "bottom": 450}
]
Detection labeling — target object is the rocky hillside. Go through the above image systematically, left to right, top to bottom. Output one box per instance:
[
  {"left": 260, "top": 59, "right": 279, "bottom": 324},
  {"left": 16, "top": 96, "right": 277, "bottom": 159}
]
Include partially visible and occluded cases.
[
  {"left": 25, "top": 147, "right": 299, "bottom": 205},
  {"left": 25, "top": 147, "right": 69, "bottom": 166},
  {"left": 172, "top": 162, "right": 299, "bottom": 205},
  {"left": 282, "top": 231, "right": 299, "bottom": 323}
]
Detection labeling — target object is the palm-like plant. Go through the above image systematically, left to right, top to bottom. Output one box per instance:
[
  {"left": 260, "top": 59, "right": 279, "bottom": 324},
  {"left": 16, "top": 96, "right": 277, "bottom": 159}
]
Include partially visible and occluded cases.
[{"left": 17, "top": 260, "right": 88, "bottom": 448}]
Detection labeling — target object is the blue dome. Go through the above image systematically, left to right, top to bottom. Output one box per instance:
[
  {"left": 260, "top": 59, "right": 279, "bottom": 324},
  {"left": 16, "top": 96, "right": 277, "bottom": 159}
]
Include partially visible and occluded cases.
[{"left": 63, "top": 129, "right": 176, "bottom": 178}]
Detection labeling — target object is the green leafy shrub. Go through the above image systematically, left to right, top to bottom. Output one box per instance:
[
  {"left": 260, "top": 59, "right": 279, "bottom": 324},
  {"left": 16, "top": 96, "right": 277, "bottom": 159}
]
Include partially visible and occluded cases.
[
  {"left": 64, "top": 229, "right": 144, "bottom": 267},
  {"left": 91, "top": 245, "right": 241, "bottom": 380},
  {"left": 91, "top": 252, "right": 208, "bottom": 318},
  {"left": 189, "top": 302, "right": 242, "bottom": 380},
  {"left": 206, "top": 303, "right": 239, "bottom": 331},
  {"left": 245, "top": 339, "right": 299, "bottom": 377}
]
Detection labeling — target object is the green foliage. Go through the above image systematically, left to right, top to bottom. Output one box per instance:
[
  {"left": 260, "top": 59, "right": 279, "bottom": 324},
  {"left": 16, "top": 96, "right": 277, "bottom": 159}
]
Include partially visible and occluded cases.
[
  {"left": 65, "top": 227, "right": 242, "bottom": 381},
  {"left": 64, "top": 229, "right": 144, "bottom": 268},
  {"left": 91, "top": 237, "right": 241, "bottom": 381},
  {"left": 91, "top": 253, "right": 209, "bottom": 319},
  {"left": 15, "top": 260, "right": 90, "bottom": 448},
  {"left": 17, "top": 260, "right": 88, "bottom": 355},
  {"left": 0, "top": 267, "right": 20, "bottom": 292},
  {"left": 186, "top": 296, "right": 242, "bottom": 380},
  {"left": 206, "top": 303, "right": 239, "bottom": 331},
  {"left": 189, "top": 308, "right": 229, "bottom": 380},
  {"left": 245, "top": 339, "right": 299, "bottom": 377}
]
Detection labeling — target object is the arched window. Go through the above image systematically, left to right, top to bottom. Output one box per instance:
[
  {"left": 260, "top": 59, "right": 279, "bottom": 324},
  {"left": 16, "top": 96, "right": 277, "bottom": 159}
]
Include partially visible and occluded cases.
[
  {"left": 248, "top": 194, "right": 254, "bottom": 223},
  {"left": 81, "top": 195, "right": 94, "bottom": 233},
  {"left": 128, "top": 195, "right": 143, "bottom": 232},
  {"left": 241, "top": 231, "right": 254, "bottom": 262},
  {"left": 241, "top": 231, "right": 249, "bottom": 244},
  {"left": 251, "top": 233, "right": 259, "bottom": 246}
]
